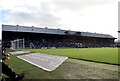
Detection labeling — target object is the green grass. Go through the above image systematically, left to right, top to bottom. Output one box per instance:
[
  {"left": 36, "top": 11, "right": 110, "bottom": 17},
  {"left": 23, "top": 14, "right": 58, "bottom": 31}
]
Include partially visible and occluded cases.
[
  {"left": 4, "top": 48, "right": 119, "bottom": 79},
  {"left": 29, "top": 48, "right": 118, "bottom": 64},
  {"left": 5, "top": 55, "right": 73, "bottom": 79}
]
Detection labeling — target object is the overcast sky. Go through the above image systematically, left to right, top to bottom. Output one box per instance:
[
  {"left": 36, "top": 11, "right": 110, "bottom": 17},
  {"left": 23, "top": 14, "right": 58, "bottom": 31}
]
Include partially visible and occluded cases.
[{"left": 0, "top": 0, "right": 119, "bottom": 40}]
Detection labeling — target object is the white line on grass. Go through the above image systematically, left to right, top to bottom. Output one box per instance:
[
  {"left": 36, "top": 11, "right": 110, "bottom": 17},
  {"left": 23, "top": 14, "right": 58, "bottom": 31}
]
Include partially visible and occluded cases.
[{"left": 17, "top": 53, "right": 68, "bottom": 71}]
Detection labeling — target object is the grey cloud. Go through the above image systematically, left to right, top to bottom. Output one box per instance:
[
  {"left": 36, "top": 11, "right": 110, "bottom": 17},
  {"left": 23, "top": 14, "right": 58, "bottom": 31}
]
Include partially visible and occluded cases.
[
  {"left": 3, "top": 0, "right": 116, "bottom": 27},
  {"left": 51, "top": 0, "right": 115, "bottom": 11},
  {"left": 51, "top": 0, "right": 114, "bottom": 4},
  {"left": 5, "top": 2, "right": 61, "bottom": 26}
]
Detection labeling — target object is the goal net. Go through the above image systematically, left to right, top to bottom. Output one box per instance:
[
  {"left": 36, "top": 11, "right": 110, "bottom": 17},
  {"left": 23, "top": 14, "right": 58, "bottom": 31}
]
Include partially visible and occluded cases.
[{"left": 11, "top": 39, "right": 25, "bottom": 49}]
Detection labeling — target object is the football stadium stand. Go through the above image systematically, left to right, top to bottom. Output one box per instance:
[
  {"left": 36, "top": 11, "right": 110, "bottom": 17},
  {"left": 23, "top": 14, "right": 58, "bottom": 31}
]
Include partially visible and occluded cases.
[{"left": 2, "top": 24, "right": 116, "bottom": 49}]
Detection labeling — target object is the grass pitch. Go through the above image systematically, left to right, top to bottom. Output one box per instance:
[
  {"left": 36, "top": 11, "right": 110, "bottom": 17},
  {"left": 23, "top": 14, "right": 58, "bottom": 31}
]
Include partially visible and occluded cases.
[
  {"left": 4, "top": 48, "right": 119, "bottom": 79},
  {"left": 29, "top": 48, "right": 118, "bottom": 65}
]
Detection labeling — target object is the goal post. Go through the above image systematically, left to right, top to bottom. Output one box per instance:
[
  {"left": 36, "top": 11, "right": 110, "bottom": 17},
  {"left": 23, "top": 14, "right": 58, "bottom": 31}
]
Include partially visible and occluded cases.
[{"left": 10, "top": 39, "right": 25, "bottom": 49}]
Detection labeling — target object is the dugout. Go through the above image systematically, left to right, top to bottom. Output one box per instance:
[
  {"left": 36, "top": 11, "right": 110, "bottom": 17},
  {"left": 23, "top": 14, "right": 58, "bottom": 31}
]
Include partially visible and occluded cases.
[{"left": 2, "top": 24, "right": 116, "bottom": 49}]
